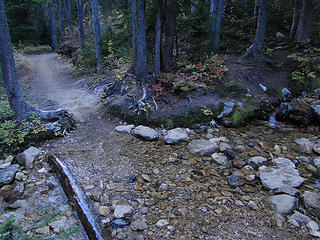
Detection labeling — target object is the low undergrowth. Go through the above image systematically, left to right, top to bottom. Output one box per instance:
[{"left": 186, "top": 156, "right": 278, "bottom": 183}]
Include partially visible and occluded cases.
[{"left": 17, "top": 44, "right": 52, "bottom": 55}]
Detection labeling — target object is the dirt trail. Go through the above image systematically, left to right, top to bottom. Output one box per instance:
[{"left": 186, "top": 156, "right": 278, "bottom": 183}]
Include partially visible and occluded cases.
[{"left": 24, "top": 53, "right": 313, "bottom": 240}]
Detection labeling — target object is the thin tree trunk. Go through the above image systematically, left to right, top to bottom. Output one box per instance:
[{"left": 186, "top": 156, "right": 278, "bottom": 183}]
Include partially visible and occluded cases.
[
  {"left": 58, "top": 0, "right": 64, "bottom": 43},
  {"left": 64, "top": 0, "right": 72, "bottom": 36},
  {"left": 76, "top": 0, "right": 85, "bottom": 48},
  {"left": 91, "top": 0, "right": 102, "bottom": 73},
  {"left": 131, "top": 0, "right": 137, "bottom": 73},
  {"left": 136, "top": 0, "right": 148, "bottom": 82},
  {"left": 154, "top": 0, "right": 161, "bottom": 77},
  {"left": 163, "top": 0, "right": 176, "bottom": 71},
  {"left": 209, "top": 0, "right": 225, "bottom": 50},
  {"left": 214, "top": 0, "right": 225, "bottom": 46},
  {"left": 243, "top": 0, "right": 269, "bottom": 60},
  {"left": 254, "top": 0, "right": 259, "bottom": 27},
  {"left": 290, "top": 0, "right": 300, "bottom": 40},
  {"left": 295, "top": 0, "right": 315, "bottom": 41},
  {"left": 49, "top": 1, "right": 59, "bottom": 51}
]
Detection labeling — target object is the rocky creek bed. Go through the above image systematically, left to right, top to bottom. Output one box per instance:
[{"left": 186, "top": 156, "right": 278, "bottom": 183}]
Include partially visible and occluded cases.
[{"left": 3, "top": 53, "right": 319, "bottom": 239}]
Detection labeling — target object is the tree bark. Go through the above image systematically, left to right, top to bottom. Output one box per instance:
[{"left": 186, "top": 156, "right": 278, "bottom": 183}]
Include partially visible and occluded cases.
[
  {"left": 0, "top": 0, "right": 70, "bottom": 123},
  {"left": 58, "top": 0, "right": 64, "bottom": 43},
  {"left": 63, "top": 0, "right": 72, "bottom": 36},
  {"left": 76, "top": 0, "right": 85, "bottom": 49},
  {"left": 91, "top": 0, "right": 103, "bottom": 73},
  {"left": 131, "top": 0, "right": 137, "bottom": 73},
  {"left": 136, "top": 0, "right": 148, "bottom": 82},
  {"left": 154, "top": 0, "right": 161, "bottom": 77},
  {"left": 163, "top": 0, "right": 176, "bottom": 71},
  {"left": 209, "top": 0, "right": 225, "bottom": 50},
  {"left": 242, "top": 0, "right": 269, "bottom": 60},
  {"left": 253, "top": 0, "right": 259, "bottom": 27},
  {"left": 289, "top": 0, "right": 300, "bottom": 40},
  {"left": 295, "top": 0, "right": 315, "bottom": 41},
  {"left": 49, "top": 1, "right": 59, "bottom": 51}
]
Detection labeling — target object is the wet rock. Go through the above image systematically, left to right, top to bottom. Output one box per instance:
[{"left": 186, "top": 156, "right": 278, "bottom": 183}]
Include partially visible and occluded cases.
[
  {"left": 281, "top": 88, "right": 293, "bottom": 102},
  {"left": 217, "top": 102, "right": 235, "bottom": 119},
  {"left": 276, "top": 103, "right": 293, "bottom": 121},
  {"left": 310, "top": 105, "right": 320, "bottom": 122},
  {"left": 289, "top": 108, "right": 313, "bottom": 125},
  {"left": 115, "top": 125, "right": 135, "bottom": 134},
  {"left": 133, "top": 126, "right": 159, "bottom": 140},
  {"left": 164, "top": 128, "right": 189, "bottom": 144},
  {"left": 295, "top": 138, "right": 313, "bottom": 154},
  {"left": 188, "top": 140, "right": 218, "bottom": 156},
  {"left": 235, "top": 145, "right": 246, "bottom": 153},
  {"left": 16, "top": 146, "right": 41, "bottom": 169},
  {"left": 211, "top": 153, "right": 228, "bottom": 165},
  {"left": 248, "top": 156, "right": 267, "bottom": 169},
  {"left": 297, "top": 156, "right": 310, "bottom": 164},
  {"left": 314, "top": 157, "right": 320, "bottom": 168},
  {"left": 0, "top": 164, "right": 20, "bottom": 187},
  {"left": 259, "top": 164, "right": 304, "bottom": 190},
  {"left": 228, "top": 172, "right": 245, "bottom": 187},
  {"left": 141, "top": 174, "right": 151, "bottom": 182},
  {"left": 127, "top": 175, "right": 137, "bottom": 183},
  {"left": 158, "top": 183, "right": 168, "bottom": 191},
  {"left": 302, "top": 191, "right": 320, "bottom": 218},
  {"left": 269, "top": 194, "right": 297, "bottom": 215},
  {"left": 113, "top": 205, "right": 134, "bottom": 219},
  {"left": 289, "top": 211, "right": 311, "bottom": 225},
  {"left": 112, "top": 219, "right": 131, "bottom": 228},
  {"left": 131, "top": 219, "right": 148, "bottom": 231},
  {"left": 155, "top": 219, "right": 169, "bottom": 228}
]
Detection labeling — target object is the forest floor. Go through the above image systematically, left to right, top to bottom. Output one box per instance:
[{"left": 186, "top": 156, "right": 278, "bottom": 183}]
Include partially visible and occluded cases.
[{"left": 19, "top": 52, "right": 319, "bottom": 239}]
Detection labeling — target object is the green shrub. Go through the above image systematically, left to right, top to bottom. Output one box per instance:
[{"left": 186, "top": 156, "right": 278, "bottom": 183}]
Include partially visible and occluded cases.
[{"left": 18, "top": 44, "right": 52, "bottom": 55}]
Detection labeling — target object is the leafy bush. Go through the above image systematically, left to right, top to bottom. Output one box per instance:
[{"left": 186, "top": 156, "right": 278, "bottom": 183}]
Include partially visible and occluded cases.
[
  {"left": 18, "top": 44, "right": 52, "bottom": 55},
  {"left": 288, "top": 48, "right": 320, "bottom": 94}
]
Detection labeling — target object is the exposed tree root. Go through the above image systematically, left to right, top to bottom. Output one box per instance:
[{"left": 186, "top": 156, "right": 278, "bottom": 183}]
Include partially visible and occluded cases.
[{"left": 152, "top": 96, "right": 158, "bottom": 111}]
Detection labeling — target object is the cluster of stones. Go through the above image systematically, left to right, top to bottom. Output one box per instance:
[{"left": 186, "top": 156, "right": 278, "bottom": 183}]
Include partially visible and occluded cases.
[
  {"left": 114, "top": 124, "right": 320, "bottom": 238},
  {"left": 0, "top": 147, "right": 83, "bottom": 239}
]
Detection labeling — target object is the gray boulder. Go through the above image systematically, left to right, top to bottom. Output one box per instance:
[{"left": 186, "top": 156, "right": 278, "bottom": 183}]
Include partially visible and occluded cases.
[
  {"left": 310, "top": 105, "right": 320, "bottom": 122},
  {"left": 115, "top": 125, "right": 135, "bottom": 134},
  {"left": 133, "top": 126, "right": 159, "bottom": 140},
  {"left": 164, "top": 128, "right": 189, "bottom": 144},
  {"left": 295, "top": 138, "right": 313, "bottom": 154},
  {"left": 188, "top": 140, "right": 218, "bottom": 156},
  {"left": 16, "top": 147, "right": 41, "bottom": 169},
  {"left": 211, "top": 153, "right": 228, "bottom": 165},
  {"left": 0, "top": 164, "right": 20, "bottom": 187},
  {"left": 259, "top": 165, "right": 304, "bottom": 190},
  {"left": 302, "top": 191, "right": 320, "bottom": 218},
  {"left": 269, "top": 194, "right": 298, "bottom": 215},
  {"left": 113, "top": 205, "right": 134, "bottom": 219},
  {"left": 289, "top": 211, "right": 311, "bottom": 225}
]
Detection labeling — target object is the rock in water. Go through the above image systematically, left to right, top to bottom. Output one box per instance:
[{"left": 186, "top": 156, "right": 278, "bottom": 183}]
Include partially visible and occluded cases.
[
  {"left": 115, "top": 125, "right": 135, "bottom": 134},
  {"left": 133, "top": 126, "right": 159, "bottom": 140},
  {"left": 164, "top": 128, "right": 189, "bottom": 144},
  {"left": 188, "top": 139, "right": 218, "bottom": 156},
  {"left": 16, "top": 146, "right": 41, "bottom": 169},
  {"left": 0, "top": 164, "right": 20, "bottom": 187},
  {"left": 259, "top": 165, "right": 304, "bottom": 190},
  {"left": 302, "top": 191, "right": 320, "bottom": 218},
  {"left": 269, "top": 194, "right": 298, "bottom": 215}
]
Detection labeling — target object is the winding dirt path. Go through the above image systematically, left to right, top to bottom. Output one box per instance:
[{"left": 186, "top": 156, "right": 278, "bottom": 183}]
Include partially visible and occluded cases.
[{"left": 24, "top": 53, "right": 313, "bottom": 240}]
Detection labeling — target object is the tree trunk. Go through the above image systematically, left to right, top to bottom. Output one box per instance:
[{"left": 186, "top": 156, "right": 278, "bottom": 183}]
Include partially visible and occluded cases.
[
  {"left": 0, "top": 0, "right": 70, "bottom": 123},
  {"left": 58, "top": 0, "right": 64, "bottom": 43},
  {"left": 64, "top": 0, "right": 72, "bottom": 36},
  {"left": 76, "top": 0, "right": 85, "bottom": 49},
  {"left": 91, "top": 0, "right": 102, "bottom": 73},
  {"left": 131, "top": 0, "right": 137, "bottom": 73},
  {"left": 136, "top": 0, "right": 148, "bottom": 82},
  {"left": 154, "top": 0, "right": 161, "bottom": 77},
  {"left": 163, "top": 0, "right": 176, "bottom": 71},
  {"left": 209, "top": 0, "right": 225, "bottom": 50},
  {"left": 243, "top": 0, "right": 269, "bottom": 60},
  {"left": 253, "top": 0, "right": 259, "bottom": 27},
  {"left": 289, "top": 0, "right": 300, "bottom": 40},
  {"left": 295, "top": 0, "right": 315, "bottom": 41},
  {"left": 49, "top": 1, "right": 59, "bottom": 51}
]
